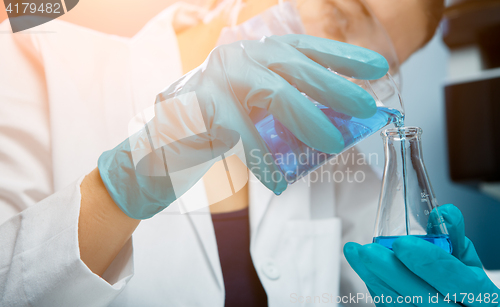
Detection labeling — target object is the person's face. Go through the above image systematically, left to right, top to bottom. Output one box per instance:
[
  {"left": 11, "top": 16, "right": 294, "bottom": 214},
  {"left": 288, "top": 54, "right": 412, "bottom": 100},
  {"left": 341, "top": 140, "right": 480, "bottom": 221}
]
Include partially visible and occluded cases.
[{"left": 296, "top": 0, "right": 443, "bottom": 62}]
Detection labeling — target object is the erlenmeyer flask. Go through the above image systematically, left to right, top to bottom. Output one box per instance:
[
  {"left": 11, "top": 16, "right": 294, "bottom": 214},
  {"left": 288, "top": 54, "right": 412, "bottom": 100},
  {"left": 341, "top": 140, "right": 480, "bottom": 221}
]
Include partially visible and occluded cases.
[{"left": 373, "top": 127, "right": 452, "bottom": 253}]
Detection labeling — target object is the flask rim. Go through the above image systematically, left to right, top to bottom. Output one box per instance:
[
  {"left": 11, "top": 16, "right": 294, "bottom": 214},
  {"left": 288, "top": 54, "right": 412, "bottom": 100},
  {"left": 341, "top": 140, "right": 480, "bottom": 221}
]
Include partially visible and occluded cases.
[{"left": 381, "top": 126, "right": 422, "bottom": 140}]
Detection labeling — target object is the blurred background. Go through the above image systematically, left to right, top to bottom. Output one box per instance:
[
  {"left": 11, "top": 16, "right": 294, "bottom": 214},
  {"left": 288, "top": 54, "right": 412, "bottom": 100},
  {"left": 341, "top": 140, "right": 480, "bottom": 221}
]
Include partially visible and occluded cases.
[{"left": 359, "top": 0, "right": 500, "bottom": 270}]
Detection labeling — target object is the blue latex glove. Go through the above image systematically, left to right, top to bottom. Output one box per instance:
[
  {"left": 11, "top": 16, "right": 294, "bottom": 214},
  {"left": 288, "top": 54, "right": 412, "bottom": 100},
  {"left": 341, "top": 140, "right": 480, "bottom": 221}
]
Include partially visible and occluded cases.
[
  {"left": 98, "top": 34, "right": 389, "bottom": 219},
  {"left": 344, "top": 204, "right": 500, "bottom": 306}
]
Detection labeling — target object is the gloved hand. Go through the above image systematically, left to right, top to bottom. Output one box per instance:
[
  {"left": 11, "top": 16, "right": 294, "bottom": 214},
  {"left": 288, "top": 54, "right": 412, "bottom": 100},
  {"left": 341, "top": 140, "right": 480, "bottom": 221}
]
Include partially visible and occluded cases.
[
  {"left": 98, "top": 34, "right": 389, "bottom": 219},
  {"left": 344, "top": 204, "right": 500, "bottom": 306}
]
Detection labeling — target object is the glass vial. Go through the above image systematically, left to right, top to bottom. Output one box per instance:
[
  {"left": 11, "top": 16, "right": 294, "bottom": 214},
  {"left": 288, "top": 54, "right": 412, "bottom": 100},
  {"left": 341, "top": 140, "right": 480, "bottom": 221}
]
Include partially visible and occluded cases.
[{"left": 373, "top": 127, "right": 452, "bottom": 253}]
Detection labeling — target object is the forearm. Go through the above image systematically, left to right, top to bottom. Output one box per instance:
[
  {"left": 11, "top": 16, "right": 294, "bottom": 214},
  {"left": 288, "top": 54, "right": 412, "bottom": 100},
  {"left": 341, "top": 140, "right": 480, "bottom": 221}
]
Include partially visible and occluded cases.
[{"left": 79, "top": 167, "right": 140, "bottom": 276}]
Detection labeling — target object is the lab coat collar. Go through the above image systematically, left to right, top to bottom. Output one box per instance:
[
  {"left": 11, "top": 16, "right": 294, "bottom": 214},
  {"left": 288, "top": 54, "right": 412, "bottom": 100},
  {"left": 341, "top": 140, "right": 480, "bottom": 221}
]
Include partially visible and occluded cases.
[
  {"left": 248, "top": 172, "right": 275, "bottom": 239},
  {"left": 179, "top": 179, "right": 224, "bottom": 292}
]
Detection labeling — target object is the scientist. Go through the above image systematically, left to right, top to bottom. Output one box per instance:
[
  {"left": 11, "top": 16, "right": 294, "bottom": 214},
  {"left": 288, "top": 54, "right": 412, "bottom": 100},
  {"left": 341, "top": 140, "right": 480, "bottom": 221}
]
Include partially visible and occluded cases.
[{"left": 0, "top": 0, "right": 479, "bottom": 306}]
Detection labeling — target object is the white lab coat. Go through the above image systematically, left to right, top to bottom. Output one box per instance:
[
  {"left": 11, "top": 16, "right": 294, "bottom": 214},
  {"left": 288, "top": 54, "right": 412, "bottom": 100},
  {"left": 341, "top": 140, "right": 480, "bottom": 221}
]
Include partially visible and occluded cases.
[{"left": 0, "top": 5, "right": 380, "bottom": 307}]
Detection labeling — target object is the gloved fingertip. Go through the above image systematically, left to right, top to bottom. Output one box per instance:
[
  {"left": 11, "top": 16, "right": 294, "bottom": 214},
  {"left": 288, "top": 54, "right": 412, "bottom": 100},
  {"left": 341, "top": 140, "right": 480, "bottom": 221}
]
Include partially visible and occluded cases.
[
  {"left": 349, "top": 49, "right": 389, "bottom": 80},
  {"left": 367, "top": 56, "right": 389, "bottom": 80},
  {"left": 340, "top": 87, "right": 377, "bottom": 119},
  {"left": 355, "top": 94, "right": 377, "bottom": 119},
  {"left": 304, "top": 119, "right": 345, "bottom": 154},
  {"left": 321, "top": 128, "right": 345, "bottom": 154},
  {"left": 264, "top": 176, "right": 288, "bottom": 196},
  {"left": 273, "top": 183, "right": 288, "bottom": 196},
  {"left": 441, "top": 203, "right": 456, "bottom": 210},
  {"left": 440, "top": 204, "right": 463, "bottom": 225},
  {"left": 438, "top": 205, "right": 465, "bottom": 256},
  {"left": 392, "top": 235, "right": 422, "bottom": 253},
  {"left": 392, "top": 236, "right": 444, "bottom": 268},
  {"left": 343, "top": 242, "right": 362, "bottom": 263},
  {"left": 344, "top": 242, "right": 362, "bottom": 255},
  {"left": 343, "top": 243, "right": 376, "bottom": 280},
  {"left": 358, "top": 243, "right": 384, "bottom": 264}
]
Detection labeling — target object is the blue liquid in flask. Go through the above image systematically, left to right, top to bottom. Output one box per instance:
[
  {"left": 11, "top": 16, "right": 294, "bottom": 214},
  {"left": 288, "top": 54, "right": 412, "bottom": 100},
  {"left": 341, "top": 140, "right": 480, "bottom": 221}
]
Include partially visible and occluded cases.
[
  {"left": 255, "top": 106, "right": 403, "bottom": 183},
  {"left": 373, "top": 235, "right": 453, "bottom": 254}
]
